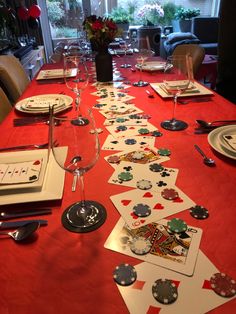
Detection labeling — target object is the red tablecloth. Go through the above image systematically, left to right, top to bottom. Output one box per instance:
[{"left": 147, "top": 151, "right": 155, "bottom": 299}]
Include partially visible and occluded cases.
[{"left": 0, "top": 58, "right": 236, "bottom": 314}]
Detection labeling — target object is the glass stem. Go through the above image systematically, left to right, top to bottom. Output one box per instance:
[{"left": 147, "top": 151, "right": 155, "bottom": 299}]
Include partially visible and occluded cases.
[
  {"left": 139, "top": 66, "right": 143, "bottom": 83},
  {"left": 75, "top": 92, "right": 81, "bottom": 114},
  {"left": 172, "top": 95, "right": 178, "bottom": 121},
  {"left": 78, "top": 174, "right": 86, "bottom": 208}
]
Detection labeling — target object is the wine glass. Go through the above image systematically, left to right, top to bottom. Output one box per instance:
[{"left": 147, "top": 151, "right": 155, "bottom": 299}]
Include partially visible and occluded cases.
[
  {"left": 120, "top": 33, "right": 131, "bottom": 68},
  {"left": 133, "top": 36, "right": 154, "bottom": 87},
  {"left": 63, "top": 52, "right": 89, "bottom": 125},
  {"left": 160, "top": 55, "right": 192, "bottom": 131},
  {"left": 50, "top": 109, "right": 107, "bottom": 233}
]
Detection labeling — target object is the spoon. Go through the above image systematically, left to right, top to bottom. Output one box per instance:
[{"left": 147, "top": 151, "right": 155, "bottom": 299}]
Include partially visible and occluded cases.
[
  {"left": 145, "top": 90, "right": 154, "bottom": 98},
  {"left": 196, "top": 119, "right": 236, "bottom": 128},
  {"left": 194, "top": 144, "right": 216, "bottom": 166},
  {"left": 0, "top": 222, "right": 39, "bottom": 242}
]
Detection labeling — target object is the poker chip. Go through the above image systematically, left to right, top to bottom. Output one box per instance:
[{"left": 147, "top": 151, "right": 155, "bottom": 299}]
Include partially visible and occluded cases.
[
  {"left": 116, "top": 117, "right": 127, "bottom": 123},
  {"left": 116, "top": 125, "right": 127, "bottom": 131},
  {"left": 138, "top": 128, "right": 150, "bottom": 135},
  {"left": 151, "top": 131, "right": 163, "bottom": 137},
  {"left": 125, "top": 139, "right": 137, "bottom": 145},
  {"left": 158, "top": 148, "right": 171, "bottom": 156},
  {"left": 132, "top": 151, "right": 145, "bottom": 160},
  {"left": 107, "top": 155, "right": 120, "bottom": 164},
  {"left": 149, "top": 163, "right": 164, "bottom": 172},
  {"left": 118, "top": 172, "right": 133, "bottom": 181},
  {"left": 136, "top": 179, "right": 152, "bottom": 190},
  {"left": 161, "top": 188, "right": 179, "bottom": 200},
  {"left": 133, "top": 203, "right": 151, "bottom": 217},
  {"left": 189, "top": 205, "right": 209, "bottom": 219},
  {"left": 167, "top": 218, "right": 187, "bottom": 233},
  {"left": 130, "top": 237, "right": 152, "bottom": 255},
  {"left": 113, "top": 263, "right": 137, "bottom": 286},
  {"left": 210, "top": 273, "right": 236, "bottom": 298},
  {"left": 152, "top": 279, "right": 178, "bottom": 304}
]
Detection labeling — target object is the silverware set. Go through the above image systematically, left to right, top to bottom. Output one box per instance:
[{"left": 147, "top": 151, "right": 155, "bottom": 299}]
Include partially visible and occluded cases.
[{"left": 194, "top": 119, "right": 236, "bottom": 134}]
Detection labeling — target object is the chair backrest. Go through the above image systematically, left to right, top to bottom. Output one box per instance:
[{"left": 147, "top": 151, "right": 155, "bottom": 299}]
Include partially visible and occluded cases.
[
  {"left": 191, "top": 17, "right": 219, "bottom": 44},
  {"left": 172, "top": 44, "right": 205, "bottom": 76},
  {"left": 0, "top": 55, "right": 30, "bottom": 104},
  {"left": 0, "top": 87, "right": 12, "bottom": 123}
]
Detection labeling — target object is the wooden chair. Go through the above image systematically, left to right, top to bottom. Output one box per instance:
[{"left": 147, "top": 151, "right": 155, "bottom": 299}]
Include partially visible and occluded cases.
[
  {"left": 172, "top": 44, "right": 205, "bottom": 76},
  {"left": 0, "top": 55, "right": 30, "bottom": 104},
  {"left": 0, "top": 87, "right": 12, "bottom": 123}
]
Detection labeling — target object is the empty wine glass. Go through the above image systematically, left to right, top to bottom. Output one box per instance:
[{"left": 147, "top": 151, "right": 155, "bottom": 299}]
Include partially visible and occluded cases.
[
  {"left": 120, "top": 33, "right": 131, "bottom": 68},
  {"left": 133, "top": 36, "right": 154, "bottom": 87},
  {"left": 63, "top": 52, "right": 89, "bottom": 125},
  {"left": 160, "top": 55, "right": 192, "bottom": 131},
  {"left": 50, "top": 108, "right": 107, "bottom": 233}
]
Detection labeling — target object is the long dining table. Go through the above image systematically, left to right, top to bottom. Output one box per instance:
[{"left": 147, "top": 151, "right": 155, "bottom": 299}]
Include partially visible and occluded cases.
[{"left": 0, "top": 54, "right": 236, "bottom": 314}]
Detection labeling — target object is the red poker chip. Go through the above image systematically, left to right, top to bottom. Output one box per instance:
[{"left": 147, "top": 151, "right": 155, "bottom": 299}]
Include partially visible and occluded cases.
[
  {"left": 107, "top": 155, "right": 120, "bottom": 164},
  {"left": 161, "top": 188, "right": 179, "bottom": 200},
  {"left": 210, "top": 272, "right": 236, "bottom": 298}
]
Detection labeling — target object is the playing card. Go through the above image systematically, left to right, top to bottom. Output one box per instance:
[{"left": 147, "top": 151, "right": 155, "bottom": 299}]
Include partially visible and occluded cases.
[
  {"left": 93, "top": 90, "right": 135, "bottom": 103},
  {"left": 99, "top": 105, "right": 143, "bottom": 120},
  {"left": 103, "top": 117, "right": 148, "bottom": 126},
  {"left": 105, "top": 122, "right": 158, "bottom": 138},
  {"left": 102, "top": 135, "right": 155, "bottom": 151},
  {"left": 104, "top": 147, "right": 170, "bottom": 169},
  {"left": 0, "top": 159, "right": 43, "bottom": 185},
  {"left": 108, "top": 161, "right": 178, "bottom": 191},
  {"left": 110, "top": 186, "right": 196, "bottom": 229},
  {"left": 104, "top": 217, "right": 202, "bottom": 276},
  {"left": 116, "top": 251, "right": 236, "bottom": 313}
]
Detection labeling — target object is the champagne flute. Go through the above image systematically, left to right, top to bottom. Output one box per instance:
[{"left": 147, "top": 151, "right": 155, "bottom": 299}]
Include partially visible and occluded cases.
[
  {"left": 120, "top": 33, "right": 131, "bottom": 68},
  {"left": 133, "top": 36, "right": 154, "bottom": 87},
  {"left": 63, "top": 53, "right": 89, "bottom": 125},
  {"left": 160, "top": 55, "right": 191, "bottom": 131},
  {"left": 50, "top": 109, "right": 107, "bottom": 233}
]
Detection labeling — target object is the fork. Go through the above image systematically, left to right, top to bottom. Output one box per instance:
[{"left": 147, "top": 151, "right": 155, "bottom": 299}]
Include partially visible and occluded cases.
[{"left": 0, "top": 141, "right": 57, "bottom": 152}]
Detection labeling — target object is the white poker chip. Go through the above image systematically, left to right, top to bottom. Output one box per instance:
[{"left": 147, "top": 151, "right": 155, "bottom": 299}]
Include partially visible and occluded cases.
[
  {"left": 132, "top": 151, "right": 145, "bottom": 160},
  {"left": 136, "top": 179, "right": 152, "bottom": 190},
  {"left": 130, "top": 237, "right": 152, "bottom": 255}
]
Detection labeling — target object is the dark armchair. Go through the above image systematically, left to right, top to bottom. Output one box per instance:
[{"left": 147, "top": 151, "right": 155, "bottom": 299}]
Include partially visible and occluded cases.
[{"left": 191, "top": 17, "right": 219, "bottom": 55}]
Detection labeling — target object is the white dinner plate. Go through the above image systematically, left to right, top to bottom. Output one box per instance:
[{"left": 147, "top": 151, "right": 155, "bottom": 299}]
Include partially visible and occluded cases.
[
  {"left": 135, "top": 61, "right": 166, "bottom": 72},
  {"left": 36, "top": 68, "right": 77, "bottom": 80},
  {"left": 150, "top": 81, "right": 214, "bottom": 98},
  {"left": 15, "top": 94, "right": 73, "bottom": 115},
  {"left": 215, "top": 125, "right": 236, "bottom": 155},
  {"left": 208, "top": 126, "right": 236, "bottom": 160},
  {"left": 0, "top": 147, "right": 67, "bottom": 205},
  {"left": 0, "top": 149, "right": 48, "bottom": 191}
]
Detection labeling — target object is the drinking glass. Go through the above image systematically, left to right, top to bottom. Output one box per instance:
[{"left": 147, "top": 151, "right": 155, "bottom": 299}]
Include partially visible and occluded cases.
[
  {"left": 120, "top": 33, "right": 131, "bottom": 68},
  {"left": 133, "top": 36, "right": 154, "bottom": 87},
  {"left": 63, "top": 53, "right": 89, "bottom": 125},
  {"left": 160, "top": 55, "right": 191, "bottom": 131},
  {"left": 50, "top": 109, "right": 107, "bottom": 233}
]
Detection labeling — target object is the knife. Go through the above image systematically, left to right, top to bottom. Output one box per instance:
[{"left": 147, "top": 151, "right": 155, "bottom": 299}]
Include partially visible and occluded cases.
[
  {"left": 0, "top": 208, "right": 52, "bottom": 220},
  {"left": 0, "top": 219, "right": 48, "bottom": 229}
]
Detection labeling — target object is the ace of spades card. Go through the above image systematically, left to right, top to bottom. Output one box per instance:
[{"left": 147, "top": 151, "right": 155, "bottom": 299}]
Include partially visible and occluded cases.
[
  {"left": 102, "top": 135, "right": 155, "bottom": 151},
  {"left": 104, "top": 147, "right": 170, "bottom": 169},
  {"left": 108, "top": 161, "right": 178, "bottom": 191},
  {"left": 110, "top": 186, "right": 196, "bottom": 229},
  {"left": 104, "top": 217, "right": 202, "bottom": 276},
  {"left": 116, "top": 250, "right": 236, "bottom": 313}
]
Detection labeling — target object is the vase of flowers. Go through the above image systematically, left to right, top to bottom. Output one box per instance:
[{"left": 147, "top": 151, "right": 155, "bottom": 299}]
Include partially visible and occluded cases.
[
  {"left": 137, "top": 3, "right": 164, "bottom": 27},
  {"left": 83, "top": 15, "right": 118, "bottom": 82}
]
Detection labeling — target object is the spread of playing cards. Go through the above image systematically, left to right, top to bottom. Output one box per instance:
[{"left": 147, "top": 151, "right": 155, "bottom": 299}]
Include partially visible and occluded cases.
[{"left": 91, "top": 81, "right": 236, "bottom": 312}]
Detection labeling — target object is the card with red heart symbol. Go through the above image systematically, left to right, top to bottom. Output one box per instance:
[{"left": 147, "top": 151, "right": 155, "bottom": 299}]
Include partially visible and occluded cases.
[
  {"left": 105, "top": 122, "right": 158, "bottom": 138},
  {"left": 110, "top": 185, "right": 195, "bottom": 229},
  {"left": 104, "top": 217, "right": 202, "bottom": 276}
]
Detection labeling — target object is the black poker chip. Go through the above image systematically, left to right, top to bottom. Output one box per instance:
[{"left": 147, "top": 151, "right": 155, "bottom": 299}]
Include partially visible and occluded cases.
[
  {"left": 116, "top": 125, "right": 127, "bottom": 131},
  {"left": 125, "top": 138, "right": 137, "bottom": 145},
  {"left": 149, "top": 163, "right": 164, "bottom": 172},
  {"left": 133, "top": 203, "right": 151, "bottom": 217},
  {"left": 189, "top": 205, "right": 209, "bottom": 219},
  {"left": 113, "top": 263, "right": 137, "bottom": 286},
  {"left": 152, "top": 279, "right": 178, "bottom": 304}
]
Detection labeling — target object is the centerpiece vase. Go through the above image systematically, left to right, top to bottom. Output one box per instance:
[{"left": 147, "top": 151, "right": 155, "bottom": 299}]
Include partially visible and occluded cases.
[{"left": 95, "top": 46, "right": 113, "bottom": 82}]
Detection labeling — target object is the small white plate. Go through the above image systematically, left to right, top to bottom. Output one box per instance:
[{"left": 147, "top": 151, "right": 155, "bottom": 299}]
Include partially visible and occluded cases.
[
  {"left": 135, "top": 61, "right": 166, "bottom": 72},
  {"left": 36, "top": 68, "right": 77, "bottom": 80},
  {"left": 150, "top": 81, "right": 214, "bottom": 98},
  {"left": 15, "top": 94, "right": 73, "bottom": 115},
  {"left": 215, "top": 125, "right": 236, "bottom": 155},
  {"left": 208, "top": 126, "right": 236, "bottom": 160},
  {"left": 0, "top": 147, "right": 67, "bottom": 205},
  {"left": 0, "top": 150, "right": 48, "bottom": 191}
]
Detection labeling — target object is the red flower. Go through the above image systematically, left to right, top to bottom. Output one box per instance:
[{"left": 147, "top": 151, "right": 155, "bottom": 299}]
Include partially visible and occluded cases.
[{"left": 92, "top": 20, "right": 103, "bottom": 31}]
